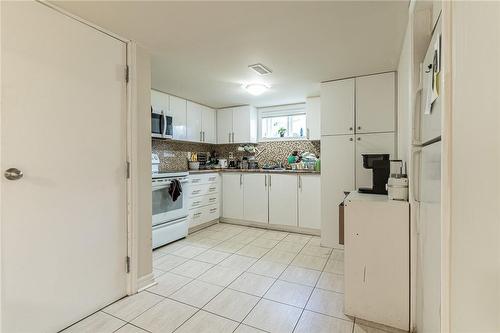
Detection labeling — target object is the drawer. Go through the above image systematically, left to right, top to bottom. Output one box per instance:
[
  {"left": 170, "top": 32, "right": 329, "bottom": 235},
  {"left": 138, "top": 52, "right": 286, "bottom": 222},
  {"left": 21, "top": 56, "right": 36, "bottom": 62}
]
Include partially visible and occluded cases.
[
  {"left": 189, "top": 173, "right": 218, "bottom": 185},
  {"left": 188, "top": 183, "right": 218, "bottom": 197},
  {"left": 188, "top": 193, "right": 218, "bottom": 209},
  {"left": 189, "top": 203, "right": 219, "bottom": 227}
]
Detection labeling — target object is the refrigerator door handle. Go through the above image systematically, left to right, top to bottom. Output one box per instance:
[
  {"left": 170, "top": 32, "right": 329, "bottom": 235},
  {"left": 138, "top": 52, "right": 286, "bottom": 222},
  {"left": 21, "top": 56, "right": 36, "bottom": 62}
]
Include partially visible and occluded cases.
[
  {"left": 412, "top": 89, "right": 423, "bottom": 146},
  {"left": 411, "top": 147, "right": 422, "bottom": 203}
]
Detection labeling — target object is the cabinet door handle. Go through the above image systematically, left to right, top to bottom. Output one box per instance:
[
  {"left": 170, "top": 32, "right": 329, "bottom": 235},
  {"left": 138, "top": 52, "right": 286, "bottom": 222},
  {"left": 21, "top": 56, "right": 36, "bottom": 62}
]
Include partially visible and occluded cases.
[
  {"left": 358, "top": 126, "right": 361, "bottom": 130},
  {"left": 349, "top": 127, "right": 353, "bottom": 131},
  {"left": 306, "top": 128, "right": 310, "bottom": 139},
  {"left": 200, "top": 131, "right": 202, "bottom": 142},
  {"left": 203, "top": 131, "right": 205, "bottom": 142},
  {"left": 232, "top": 132, "right": 235, "bottom": 143},
  {"left": 228, "top": 133, "right": 231, "bottom": 143},
  {"left": 349, "top": 137, "right": 353, "bottom": 141},
  {"left": 357, "top": 137, "right": 361, "bottom": 141},
  {"left": 240, "top": 174, "right": 242, "bottom": 186},
  {"left": 265, "top": 175, "right": 267, "bottom": 187},
  {"left": 269, "top": 175, "right": 271, "bottom": 188},
  {"left": 299, "top": 175, "right": 302, "bottom": 189}
]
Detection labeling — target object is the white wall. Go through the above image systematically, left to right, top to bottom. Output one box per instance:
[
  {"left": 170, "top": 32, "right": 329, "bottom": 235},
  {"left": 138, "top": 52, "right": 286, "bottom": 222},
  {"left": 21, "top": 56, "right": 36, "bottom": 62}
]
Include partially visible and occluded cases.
[
  {"left": 448, "top": 2, "right": 500, "bottom": 331},
  {"left": 134, "top": 46, "right": 153, "bottom": 281}
]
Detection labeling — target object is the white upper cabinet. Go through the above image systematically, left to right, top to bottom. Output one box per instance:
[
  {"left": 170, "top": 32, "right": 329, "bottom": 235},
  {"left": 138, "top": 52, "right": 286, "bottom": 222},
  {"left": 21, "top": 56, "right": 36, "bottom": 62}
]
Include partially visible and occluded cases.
[
  {"left": 355, "top": 72, "right": 395, "bottom": 134},
  {"left": 321, "top": 78, "right": 355, "bottom": 136},
  {"left": 151, "top": 89, "right": 168, "bottom": 114},
  {"left": 168, "top": 95, "right": 187, "bottom": 140},
  {"left": 306, "top": 97, "right": 321, "bottom": 140},
  {"left": 186, "top": 101, "right": 203, "bottom": 142},
  {"left": 201, "top": 105, "right": 216, "bottom": 144},
  {"left": 217, "top": 106, "right": 257, "bottom": 144},
  {"left": 217, "top": 108, "right": 233, "bottom": 144},
  {"left": 355, "top": 132, "right": 395, "bottom": 189},
  {"left": 243, "top": 173, "right": 268, "bottom": 223},
  {"left": 268, "top": 174, "right": 297, "bottom": 227}
]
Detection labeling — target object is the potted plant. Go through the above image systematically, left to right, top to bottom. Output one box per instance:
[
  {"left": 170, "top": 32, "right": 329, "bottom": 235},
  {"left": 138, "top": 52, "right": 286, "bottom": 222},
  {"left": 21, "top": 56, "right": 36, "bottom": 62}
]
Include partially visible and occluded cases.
[{"left": 278, "top": 127, "right": 286, "bottom": 137}]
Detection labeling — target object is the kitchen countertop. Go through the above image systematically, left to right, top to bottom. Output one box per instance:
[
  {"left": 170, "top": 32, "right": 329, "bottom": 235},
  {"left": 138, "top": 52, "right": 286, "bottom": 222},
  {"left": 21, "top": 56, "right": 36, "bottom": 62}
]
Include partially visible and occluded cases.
[{"left": 187, "top": 168, "right": 320, "bottom": 175}]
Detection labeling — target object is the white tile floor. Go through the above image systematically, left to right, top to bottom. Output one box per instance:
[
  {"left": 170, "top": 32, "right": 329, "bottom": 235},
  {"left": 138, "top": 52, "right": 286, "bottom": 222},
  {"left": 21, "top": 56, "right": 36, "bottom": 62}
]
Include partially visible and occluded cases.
[{"left": 62, "top": 223, "right": 403, "bottom": 333}]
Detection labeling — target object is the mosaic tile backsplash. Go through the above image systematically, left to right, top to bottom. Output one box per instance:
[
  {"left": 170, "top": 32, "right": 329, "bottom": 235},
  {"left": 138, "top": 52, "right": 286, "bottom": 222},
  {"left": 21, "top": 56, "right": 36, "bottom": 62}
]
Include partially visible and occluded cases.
[{"left": 152, "top": 139, "right": 320, "bottom": 171}]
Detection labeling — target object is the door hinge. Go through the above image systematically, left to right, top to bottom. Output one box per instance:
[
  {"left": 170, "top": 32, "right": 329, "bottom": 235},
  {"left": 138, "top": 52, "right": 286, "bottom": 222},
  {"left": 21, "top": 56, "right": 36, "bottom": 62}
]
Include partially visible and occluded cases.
[
  {"left": 125, "top": 65, "right": 130, "bottom": 83},
  {"left": 126, "top": 161, "right": 131, "bottom": 179},
  {"left": 126, "top": 256, "right": 131, "bottom": 273}
]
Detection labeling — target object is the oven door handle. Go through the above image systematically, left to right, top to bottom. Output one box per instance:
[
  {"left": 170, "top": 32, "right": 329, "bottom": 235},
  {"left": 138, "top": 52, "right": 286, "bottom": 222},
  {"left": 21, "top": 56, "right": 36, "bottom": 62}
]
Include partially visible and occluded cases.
[{"left": 152, "top": 181, "right": 172, "bottom": 190}]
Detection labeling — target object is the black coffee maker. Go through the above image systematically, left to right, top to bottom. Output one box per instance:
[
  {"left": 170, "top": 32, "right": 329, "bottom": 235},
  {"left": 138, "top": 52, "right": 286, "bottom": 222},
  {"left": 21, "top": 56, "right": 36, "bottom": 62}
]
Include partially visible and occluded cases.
[{"left": 358, "top": 154, "right": 390, "bottom": 195}]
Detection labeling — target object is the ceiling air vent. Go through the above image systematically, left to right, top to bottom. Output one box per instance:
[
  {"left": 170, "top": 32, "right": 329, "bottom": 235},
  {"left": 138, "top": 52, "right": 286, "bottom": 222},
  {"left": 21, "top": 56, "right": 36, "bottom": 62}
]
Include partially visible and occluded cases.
[{"left": 248, "top": 63, "right": 272, "bottom": 75}]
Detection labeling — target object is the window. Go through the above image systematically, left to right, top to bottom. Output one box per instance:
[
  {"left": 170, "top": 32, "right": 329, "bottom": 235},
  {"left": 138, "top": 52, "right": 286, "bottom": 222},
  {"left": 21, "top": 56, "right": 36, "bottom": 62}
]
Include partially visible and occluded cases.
[{"left": 259, "top": 104, "right": 307, "bottom": 140}]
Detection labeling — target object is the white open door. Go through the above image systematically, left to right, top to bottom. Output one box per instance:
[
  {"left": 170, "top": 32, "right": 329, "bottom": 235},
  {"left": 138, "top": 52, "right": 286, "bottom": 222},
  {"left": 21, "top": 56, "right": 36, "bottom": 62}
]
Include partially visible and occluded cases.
[{"left": 1, "top": 2, "right": 128, "bottom": 332}]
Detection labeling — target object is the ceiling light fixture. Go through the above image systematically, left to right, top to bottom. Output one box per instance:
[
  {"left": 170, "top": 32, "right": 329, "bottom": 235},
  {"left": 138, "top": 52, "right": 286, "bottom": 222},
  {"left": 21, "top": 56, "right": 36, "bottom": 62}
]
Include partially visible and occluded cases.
[{"left": 242, "top": 83, "right": 270, "bottom": 96}]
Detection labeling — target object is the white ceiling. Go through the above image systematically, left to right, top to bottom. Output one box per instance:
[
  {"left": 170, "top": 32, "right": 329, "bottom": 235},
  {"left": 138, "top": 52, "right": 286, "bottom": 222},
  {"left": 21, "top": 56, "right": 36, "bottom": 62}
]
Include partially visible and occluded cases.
[{"left": 52, "top": 1, "right": 408, "bottom": 109}]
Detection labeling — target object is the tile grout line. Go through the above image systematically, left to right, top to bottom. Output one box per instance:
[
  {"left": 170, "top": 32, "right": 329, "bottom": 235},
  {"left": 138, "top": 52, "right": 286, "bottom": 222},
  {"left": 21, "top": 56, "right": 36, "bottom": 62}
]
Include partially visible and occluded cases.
[
  {"left": 147, "top": 225, "right": 334, "bottom": 333},
  {"left": 229, "top": 231, "right": 293, "bottom": 332},
  {"left": 235, "top": 234, "right": 312, "bottom": 332},
  {"left": 291, "top": 244, "right": 333, "bottom": 333}
]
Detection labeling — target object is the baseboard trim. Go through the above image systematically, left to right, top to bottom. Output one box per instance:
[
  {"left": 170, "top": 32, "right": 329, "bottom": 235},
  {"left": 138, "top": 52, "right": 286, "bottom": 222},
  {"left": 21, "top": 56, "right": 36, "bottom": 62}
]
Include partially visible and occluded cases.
[
  {"left": 189, "top": 218, "right": 219, "bottom": 234},
  {"left": 220, "top": 218, "right": 320, "bottom": 236},
  {"left": 137, "top": 272, "right": 156, "bottom": 292}
]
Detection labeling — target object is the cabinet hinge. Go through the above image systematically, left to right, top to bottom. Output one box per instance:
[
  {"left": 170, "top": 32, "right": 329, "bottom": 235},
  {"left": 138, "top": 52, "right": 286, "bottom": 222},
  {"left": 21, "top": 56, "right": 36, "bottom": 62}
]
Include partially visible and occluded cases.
[
  {"left": 125, "top": 65, "right": 130, "bottom": 83},
  {"left": 126, "top": 161, "right": 131, "bottom": 179},
  {"left": 126, "top": 256, "right": 130, "bottom": 273}
]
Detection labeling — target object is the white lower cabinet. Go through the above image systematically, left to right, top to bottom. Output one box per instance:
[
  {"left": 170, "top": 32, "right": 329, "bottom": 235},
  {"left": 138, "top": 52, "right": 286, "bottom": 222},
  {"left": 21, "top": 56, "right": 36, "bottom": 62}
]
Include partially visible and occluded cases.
[
  {"left": 221, "top": 172, "right": 321, "bottom": 231},
  {"left": 187, "top": 173, "right": 220, "bottom": 229},
  {"left": 222, "top": 173, "right": 244, "bottom": 220},
  {"left": 243, "top": 173, "right": 268, "bottom": 223},
  {"left": 268, "top": 174, "right": 298, "bottom": 227},
  {"left": 298, "top": 175, "right": 321, "bottom": 229}
]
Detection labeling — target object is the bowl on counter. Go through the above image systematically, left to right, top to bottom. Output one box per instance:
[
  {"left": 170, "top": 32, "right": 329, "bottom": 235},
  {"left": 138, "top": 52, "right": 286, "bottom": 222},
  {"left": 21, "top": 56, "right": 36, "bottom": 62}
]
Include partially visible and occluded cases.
[{"left": 188, "top": 161, "right": 200, "bottom": 170}]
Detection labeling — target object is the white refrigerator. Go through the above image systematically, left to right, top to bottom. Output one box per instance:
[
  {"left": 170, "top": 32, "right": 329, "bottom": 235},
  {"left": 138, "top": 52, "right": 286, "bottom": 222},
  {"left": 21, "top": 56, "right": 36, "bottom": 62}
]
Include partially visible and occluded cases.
[{"left": 413, "top": 17, "right": 442, "bottom": 333}]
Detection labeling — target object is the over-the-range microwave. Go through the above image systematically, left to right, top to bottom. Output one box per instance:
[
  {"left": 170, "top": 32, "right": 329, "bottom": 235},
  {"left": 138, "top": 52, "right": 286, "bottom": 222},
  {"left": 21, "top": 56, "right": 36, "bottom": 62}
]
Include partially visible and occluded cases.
[{"left": 151, "top": 106, "right": 173, "bottom": 139}]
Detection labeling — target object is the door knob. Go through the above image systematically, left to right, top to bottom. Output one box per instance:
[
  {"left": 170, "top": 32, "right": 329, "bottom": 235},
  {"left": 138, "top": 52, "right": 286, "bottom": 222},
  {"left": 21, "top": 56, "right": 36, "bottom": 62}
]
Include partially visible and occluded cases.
[{"left": 4, "top": 168, "right": 23, "bottom": 180}]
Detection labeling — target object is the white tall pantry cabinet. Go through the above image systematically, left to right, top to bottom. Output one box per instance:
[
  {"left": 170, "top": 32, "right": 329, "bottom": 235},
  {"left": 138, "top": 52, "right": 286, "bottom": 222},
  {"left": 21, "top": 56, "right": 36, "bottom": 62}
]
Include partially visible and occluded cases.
[{"left": 320, "top": 72, "right": 396, "bottom": 248}]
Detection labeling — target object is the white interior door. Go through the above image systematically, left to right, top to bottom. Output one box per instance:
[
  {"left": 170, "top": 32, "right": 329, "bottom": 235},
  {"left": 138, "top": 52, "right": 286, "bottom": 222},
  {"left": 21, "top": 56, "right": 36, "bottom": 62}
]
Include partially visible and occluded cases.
[{"left": 1, "top": 2, "right": 128, "bottom": 332}]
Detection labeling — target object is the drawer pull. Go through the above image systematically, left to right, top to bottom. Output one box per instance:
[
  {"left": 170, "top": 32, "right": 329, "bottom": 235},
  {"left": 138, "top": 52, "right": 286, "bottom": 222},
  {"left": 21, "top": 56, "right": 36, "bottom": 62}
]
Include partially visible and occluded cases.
[
  {"left": 208, "top": 187, "right": 216, "bottom": 191},
  {"left": 192, "top": 190, "right": 201, "bottom": 194},
  {"left": 209, "top": 197, "right": 216, "bottom": 201},
  {"left": 192, "top": 201, "right": 201, "bottom": 205},
  {"left": 209, "top": 208, "right": 217, "bottom": 212},
  {"left": 193, "top": 212, "right": 202, "bottom": 217}
]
